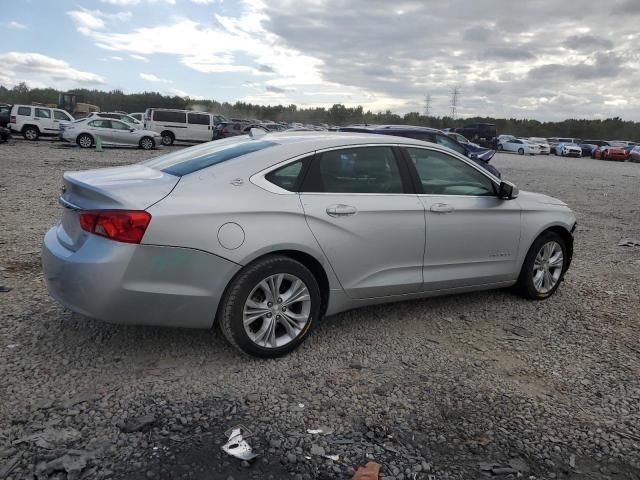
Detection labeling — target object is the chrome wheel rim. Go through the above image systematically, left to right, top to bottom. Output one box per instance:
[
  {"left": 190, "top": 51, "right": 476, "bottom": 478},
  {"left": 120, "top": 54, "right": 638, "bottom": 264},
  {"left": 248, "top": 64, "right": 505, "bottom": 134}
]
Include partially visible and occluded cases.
[
  {"left": 26, "top": 129, "right": 37, "bottom": 140},
  {"left": 79, "top": 135, "right": 91, "bottom": 147},
  {"left": 162, "top": 135, "right": 172, "bottom": 145},
  {"left": 141, "top": 138, "right": 153, "bottom": 149},
  {"left": 533, "top": 241, "right": 563, "bottom": 294},
  {"left": 243, "top": 273, "right": 311, "bottom": 348}
]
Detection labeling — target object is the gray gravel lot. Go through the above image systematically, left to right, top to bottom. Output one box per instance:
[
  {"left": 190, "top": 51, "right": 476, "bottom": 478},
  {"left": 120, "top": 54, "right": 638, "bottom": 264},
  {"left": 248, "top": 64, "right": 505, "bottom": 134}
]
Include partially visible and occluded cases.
[{"left": 1, "top": 139, "right": 639, "bottom": 480}]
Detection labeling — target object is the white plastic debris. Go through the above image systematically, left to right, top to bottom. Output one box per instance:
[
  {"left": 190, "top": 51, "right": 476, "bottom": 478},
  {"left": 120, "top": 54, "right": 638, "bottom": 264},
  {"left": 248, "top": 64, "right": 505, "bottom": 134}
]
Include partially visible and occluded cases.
[
  {"left": 306, "top": 426, "right": 334, "bottom": 435},
  {"left": 221, "top": 428, "right": 258, "bottom": 461},
  {"left": 323, "top": 454, "right": 339, "bottom": 461}
]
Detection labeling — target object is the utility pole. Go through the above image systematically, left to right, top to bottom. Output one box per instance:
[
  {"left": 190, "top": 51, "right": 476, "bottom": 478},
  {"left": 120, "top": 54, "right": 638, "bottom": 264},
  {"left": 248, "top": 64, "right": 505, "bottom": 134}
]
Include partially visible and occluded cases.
[
  {"left": 450, "top": 85, "right": 460, "bottom": 118},
  {"left": 423, "top": 94, "right": 431, "bottom": 117}
]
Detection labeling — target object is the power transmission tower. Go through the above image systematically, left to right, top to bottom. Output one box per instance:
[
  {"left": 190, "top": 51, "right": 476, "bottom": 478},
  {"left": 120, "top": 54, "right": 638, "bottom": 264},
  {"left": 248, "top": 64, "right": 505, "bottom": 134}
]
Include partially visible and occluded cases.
[
  {"left": 450, "top": 86, "right": 461, "bottom": 118},
  {"left": 423, "top": 94, "right": 431, "bottom": 117}
]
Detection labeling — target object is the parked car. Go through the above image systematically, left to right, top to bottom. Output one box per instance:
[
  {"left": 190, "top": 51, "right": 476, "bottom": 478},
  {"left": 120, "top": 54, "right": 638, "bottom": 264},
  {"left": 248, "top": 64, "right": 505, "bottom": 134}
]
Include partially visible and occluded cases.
[
  {"left": 0, "top": 103, "right": 12, "bottom": 128},
  {"left": 9, "top": 104, "right": 74, "bottom": 140},
  {"left": 143, "top": 108, "right": 228, "bottom": 145},
  {"left": 86, "top": 112, "right": 143, "bottom": 129},
  {"left": 130, "top": 113, "right": 144, "bottom": 122},
  {"left": 61, "top": 117, "right": 161, "bottom": 149},
  {"left": 213, "top": 121, "right": 264, "bottom": 139},
  {"left": 448, "top": 123, "right": 498, "bottom": 148},
  {"left": 339, "top": 125, "right": 500, "bottom": 177},
  {"left": 0, "top": 126, "right": 10, "bottom": 142},
  {"left": 42, "top": 132, "right": 575, "bottom": 357},
  {"left": 497, "top": 134, "right": 516, "bottom": 144},
  {"left": 528, "top": 137, "right": 551, "bottom": 155},
  {"left": 499, "top": 138, "right": 540, "bottom": 155},
  {"left": 548, "top": 138, "right": 582, "bottom": 154},
  {"left": 582, "top": 139, "right": 610, "bottom": 147},
  {"left": 608, "top": 140, "right": 637, "bottom": 147},
  {"left": 554, "top": 143, "right": 582, "bottom": 157},
  {"left": 578, "top": 143, "right": 598, "bottom": 157},
  {"left": 629, "top": 145, "right": 640, "bottom": 163},
  {"left": 593, "top": 146, "right": 628, "bottom": 161}
]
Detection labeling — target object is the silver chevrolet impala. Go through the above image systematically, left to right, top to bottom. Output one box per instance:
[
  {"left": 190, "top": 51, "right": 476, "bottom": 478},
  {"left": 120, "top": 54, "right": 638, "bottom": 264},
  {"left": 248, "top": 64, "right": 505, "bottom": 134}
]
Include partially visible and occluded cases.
[{"left": 43, "top": 132, "right": 576, "bottom": 357}]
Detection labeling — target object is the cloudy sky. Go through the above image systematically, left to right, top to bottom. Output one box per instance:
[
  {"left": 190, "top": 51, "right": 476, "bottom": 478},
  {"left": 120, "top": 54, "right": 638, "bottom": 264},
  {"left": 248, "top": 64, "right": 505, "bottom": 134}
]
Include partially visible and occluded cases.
[{"left": 1, "top": 0, "right": 639, "bottom": 120}]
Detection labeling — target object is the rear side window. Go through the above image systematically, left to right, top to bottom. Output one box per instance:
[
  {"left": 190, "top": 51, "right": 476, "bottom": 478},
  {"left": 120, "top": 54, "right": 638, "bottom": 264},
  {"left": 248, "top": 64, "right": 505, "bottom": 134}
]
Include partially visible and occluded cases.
[
  {"left": 17, "top": 106, "right": 31, "bottom": 116},
  {"left": 153, "top": 111, "right": 186, "bottom": 123},
  {"left": 188, "top": 113, "right": 210, "bottom": 125},
  {"left": 89, "top": 120, "right": 111, "bottom": 128},
  {"left": 434, "top": 134, "right": 467, "bottom": 155},
  {"left": 143, "top": 139, "right": 277, "bottom": 177},
  {"left": 304, "top": 146, "right": 404, "bottom": 194},
  {"left": 266, "top": 159, "right": 306, "bottom": 191}
]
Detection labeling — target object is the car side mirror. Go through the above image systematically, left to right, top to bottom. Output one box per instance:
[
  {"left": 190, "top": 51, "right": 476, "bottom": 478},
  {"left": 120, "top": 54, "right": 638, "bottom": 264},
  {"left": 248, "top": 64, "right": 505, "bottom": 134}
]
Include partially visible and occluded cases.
[
  {"left": 129, "top": 128, "right": 134, "bottom": 132},
  {"left": 498, "top": 181, "right": 519, "bottom": 200}
]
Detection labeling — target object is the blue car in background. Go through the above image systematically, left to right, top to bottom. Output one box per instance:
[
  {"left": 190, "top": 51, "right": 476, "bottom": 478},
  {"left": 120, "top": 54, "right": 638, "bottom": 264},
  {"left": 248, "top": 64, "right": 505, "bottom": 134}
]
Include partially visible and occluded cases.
[{"left": 339, "top": 125, "right": 500, "bottom": 177}]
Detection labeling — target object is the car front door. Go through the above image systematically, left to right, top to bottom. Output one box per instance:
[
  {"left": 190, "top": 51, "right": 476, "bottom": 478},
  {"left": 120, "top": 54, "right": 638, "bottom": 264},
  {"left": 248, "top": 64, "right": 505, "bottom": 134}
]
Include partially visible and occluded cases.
[
  {"left": 34, "top": 108, "right": 55, "bottom": 134},
  {"left": 53, "top": 109, "right": 72, "bottom": 133},
  {"left": 87, "top": 119, "right": 115, "bottom": 143},
  {"left": 110, "top": 119, "right": 135, "bottom": 145},
  {"left": 299, "top": 145, "right": 425, "bottom": 299},
  {"left": 401, "top": 146, "right": 521, "bottom": 291}
]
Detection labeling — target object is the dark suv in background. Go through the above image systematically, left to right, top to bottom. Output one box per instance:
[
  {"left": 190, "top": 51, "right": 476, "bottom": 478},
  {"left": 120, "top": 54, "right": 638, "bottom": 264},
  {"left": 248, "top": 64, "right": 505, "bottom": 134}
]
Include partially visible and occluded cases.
[{"left": 446, "top": 123, "right": 497, "bottom": 149}]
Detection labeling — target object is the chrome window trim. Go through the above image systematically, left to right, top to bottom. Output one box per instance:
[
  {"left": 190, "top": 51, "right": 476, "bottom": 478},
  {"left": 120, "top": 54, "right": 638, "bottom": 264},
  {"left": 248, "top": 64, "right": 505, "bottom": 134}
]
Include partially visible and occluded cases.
[{"left": 250, "top": 142, "right": 502, "bottom": 196}]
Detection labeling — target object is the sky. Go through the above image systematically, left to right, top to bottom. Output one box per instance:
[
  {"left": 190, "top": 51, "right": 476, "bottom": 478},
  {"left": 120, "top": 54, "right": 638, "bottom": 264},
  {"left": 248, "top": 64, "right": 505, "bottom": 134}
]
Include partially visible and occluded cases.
[{"left": 1, "top": 0, "right": 639, "bottom": 121}]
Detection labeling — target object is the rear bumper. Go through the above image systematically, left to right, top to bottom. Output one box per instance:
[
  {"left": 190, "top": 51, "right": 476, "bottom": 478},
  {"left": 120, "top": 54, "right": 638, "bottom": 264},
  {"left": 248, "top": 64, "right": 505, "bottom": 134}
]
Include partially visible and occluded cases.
[{"left": 42, "top": 227, "right": 240, "bottom": 328}]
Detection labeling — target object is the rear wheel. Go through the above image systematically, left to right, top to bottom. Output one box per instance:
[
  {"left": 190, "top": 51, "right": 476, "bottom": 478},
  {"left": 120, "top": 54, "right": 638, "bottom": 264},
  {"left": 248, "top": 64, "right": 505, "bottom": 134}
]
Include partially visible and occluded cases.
[
  {"left": 23, "top": 126, "right": 39, "bottom": 141},
  {"left": 160, "top": 131, "right": 174, "bottom": 146},
  {"left": 77, "top": 133, "right": 93, "bottom": 148},
  {"left": 139, "top": 136, "right": 155, "bottom": 150},
  {"left": 497, "top": 144, "right": 503, "bottom": 151},
  {"left": 518, "top": 148, "right": 524, "bottom": 155},
  {"left": 515, "top": 231, "right": 567, "bottom": 300},
  {"left": 219, "top": 256, "right": 321, "bottom": 357}
]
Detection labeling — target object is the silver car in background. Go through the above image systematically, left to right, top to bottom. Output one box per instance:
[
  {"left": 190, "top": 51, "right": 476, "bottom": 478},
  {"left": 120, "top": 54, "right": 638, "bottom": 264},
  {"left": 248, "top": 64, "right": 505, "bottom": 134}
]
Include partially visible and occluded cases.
[
  {"left": 61, "top": 117, "right": 161, "bottom": 149},
  {"left": 43, "top": 132, "right": 576, "bottom": 357}
]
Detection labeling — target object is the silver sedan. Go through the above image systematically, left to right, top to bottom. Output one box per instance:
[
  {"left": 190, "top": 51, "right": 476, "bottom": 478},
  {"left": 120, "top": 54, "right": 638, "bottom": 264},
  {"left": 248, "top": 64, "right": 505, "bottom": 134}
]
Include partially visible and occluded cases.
[
  {"left": 61, "top": 117, "right": 161, "bottom": 149},
  {"left": 42, "top": 132, "right": 576, "bottom": 357}
]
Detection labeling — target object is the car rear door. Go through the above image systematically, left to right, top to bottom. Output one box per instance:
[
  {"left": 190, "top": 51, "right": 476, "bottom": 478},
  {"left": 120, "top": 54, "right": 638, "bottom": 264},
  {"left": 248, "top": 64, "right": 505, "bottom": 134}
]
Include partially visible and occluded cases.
[
  {"left": 34, "top": 107, "right": 56, "bottom": 134},
  {"left": 187, "top": 112, "right": 212, "bottom": 142},
  {"left": 299, "top": 145, "right": 425, "bottom": 299},
  {"left": 401, "top": 146, "right": 521, "bottom": 290}
]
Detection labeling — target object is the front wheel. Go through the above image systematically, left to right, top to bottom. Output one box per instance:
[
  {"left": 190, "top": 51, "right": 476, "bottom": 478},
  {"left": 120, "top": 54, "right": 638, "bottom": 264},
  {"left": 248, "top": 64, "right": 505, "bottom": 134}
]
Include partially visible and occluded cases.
[
  {"left": 23, "top": 126, "right": 39, "bottom": 141},
  {"left": 160, "top": 131, "right": 174, "bottom": 146},
  {"left": 77, "top": 133, "right": 93, "bottom": 148},
  {"left": 139, "top": 136, "right": 155, "bottom": 150},
  {"left": 497, "top": 144, "right": 503, "bottom": 151},
  {"left": 518, "top": 148, "right": 524, "bottom": 155},
  {"left": 515, "top": 231, "right": 567, "bottom": 300},
  {"left": 219, "top": 256, "right": 321, "bottom": 357}
]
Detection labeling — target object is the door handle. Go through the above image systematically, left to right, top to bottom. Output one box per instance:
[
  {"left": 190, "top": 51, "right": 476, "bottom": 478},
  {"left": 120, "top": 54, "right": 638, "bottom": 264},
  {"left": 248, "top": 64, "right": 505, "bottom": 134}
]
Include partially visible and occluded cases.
[
  {"left": 430, "top": 203, "right": 455, "bottom": 214},
  {"left": 326, "top": 204, "right": 357, "bottom": 217}
]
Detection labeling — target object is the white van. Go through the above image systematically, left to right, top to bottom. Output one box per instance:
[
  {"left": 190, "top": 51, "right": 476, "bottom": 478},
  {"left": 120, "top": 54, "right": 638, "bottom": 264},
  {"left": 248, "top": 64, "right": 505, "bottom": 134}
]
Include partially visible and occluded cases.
[
  {"left": 9, "top": 104, "right": 74, "bottom": 140},
  {"left": 143, "top": 108, "right": 228, "bottom": 145}
]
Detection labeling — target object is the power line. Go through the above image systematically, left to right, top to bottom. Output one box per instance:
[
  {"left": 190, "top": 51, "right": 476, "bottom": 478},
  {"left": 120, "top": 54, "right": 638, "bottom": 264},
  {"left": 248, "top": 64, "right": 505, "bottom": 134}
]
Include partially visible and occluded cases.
[{"left": 450, "top": 86, "right": 461, "bottom": 118}]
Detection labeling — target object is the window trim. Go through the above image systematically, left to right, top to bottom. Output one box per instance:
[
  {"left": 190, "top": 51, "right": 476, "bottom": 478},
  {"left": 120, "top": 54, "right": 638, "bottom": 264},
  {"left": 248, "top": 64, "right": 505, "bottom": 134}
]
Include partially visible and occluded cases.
[{"left": 398, "top": 144, "right": 500, "bottom": 197}]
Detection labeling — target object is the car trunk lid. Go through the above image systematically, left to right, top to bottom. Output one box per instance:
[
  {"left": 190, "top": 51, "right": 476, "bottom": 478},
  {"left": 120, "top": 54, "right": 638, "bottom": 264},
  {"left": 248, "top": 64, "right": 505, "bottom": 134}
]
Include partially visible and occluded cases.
[{"left": 57, "top": 164, "right": 178, "bottom": 251}]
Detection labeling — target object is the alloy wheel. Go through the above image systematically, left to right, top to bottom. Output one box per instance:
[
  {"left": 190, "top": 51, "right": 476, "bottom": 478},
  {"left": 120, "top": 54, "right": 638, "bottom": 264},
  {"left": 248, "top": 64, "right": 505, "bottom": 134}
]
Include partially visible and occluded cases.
[
  {"left": 25, "top": 129, "right": 37, "bottom": 140},
  {"left": 78, "top": 135, "right": 92, "bottom": 148},
  {"left": 140, "top": 138, "right": 153, "bottom": 150},
  {"left": 532, "top": 241, "right": 564, "bottom": 294},
  {"left": 243, "top": 273, "right": 311, "bottom": 349}
]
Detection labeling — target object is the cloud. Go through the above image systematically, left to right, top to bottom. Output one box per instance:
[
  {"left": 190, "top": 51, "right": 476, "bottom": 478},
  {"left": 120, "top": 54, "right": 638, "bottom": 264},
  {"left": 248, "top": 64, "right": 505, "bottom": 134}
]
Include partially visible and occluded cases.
[
  {"left": 100, "top": 0, "right": 176, "bottom": 4},
  {"left": 67, "top": 8, "right": 132, "bottom": 32},
  {"left": 2, "top": 21, "right": 27, "bottom": 29},
  {"left": 463, "top": 26, "right": 492, "bottom": 42},
  {"left": 563, "top": 34, "right": 614, "bottom": 51},
  {"left": 0, "top": 52, "right": 105, "bottom": 85},
  {"left": 130, "top": 54, "right": 149, "bottom": 62},
  {"left": 139, "top": 73, "right": 172, "bottom": 83}
]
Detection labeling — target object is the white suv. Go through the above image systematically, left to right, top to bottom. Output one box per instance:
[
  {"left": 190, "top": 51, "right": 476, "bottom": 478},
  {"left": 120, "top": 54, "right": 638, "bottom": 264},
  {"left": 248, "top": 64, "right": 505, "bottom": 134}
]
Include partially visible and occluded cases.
[
  {"left": 9, "top": 104, "right": 74, "bottom": 140},
  {"left": 143, "top": 108, "right": 228, "bottom": 145}
]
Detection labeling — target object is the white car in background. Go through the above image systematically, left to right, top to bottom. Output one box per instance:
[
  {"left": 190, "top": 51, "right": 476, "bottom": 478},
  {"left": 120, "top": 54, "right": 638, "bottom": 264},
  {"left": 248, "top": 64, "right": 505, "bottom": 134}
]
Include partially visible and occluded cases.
[
  {"left": 9, "top": 104, "right": 74, "bottom": 140},
  {"left": 86, "top": 112, "right": 143, "bottom": 129},
  {"left": 528, "top": 137, "right": 551, "bottom": 155},
  {"left": 499, "top": 138, "right": 540, "bottom": 155},
  {"left": 554, "top": 143, "right": 582, "bottom": 157}
]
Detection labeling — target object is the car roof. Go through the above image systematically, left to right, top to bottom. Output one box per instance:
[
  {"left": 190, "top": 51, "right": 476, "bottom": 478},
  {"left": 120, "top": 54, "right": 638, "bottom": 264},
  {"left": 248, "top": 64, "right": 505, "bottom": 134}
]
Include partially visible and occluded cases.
[{"left": 342, "top": 124, "right": 442, "bottom": 134}]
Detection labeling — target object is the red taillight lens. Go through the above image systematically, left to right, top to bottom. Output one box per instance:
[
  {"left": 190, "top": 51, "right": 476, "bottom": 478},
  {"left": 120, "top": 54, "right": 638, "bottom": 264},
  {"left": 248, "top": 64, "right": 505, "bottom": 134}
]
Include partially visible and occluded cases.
[
  {"left": 10, "top": 115, "right": 16, "bottom": 123},
  {"left": 79, "top": 210, "right": 151, "bottom": 244}
]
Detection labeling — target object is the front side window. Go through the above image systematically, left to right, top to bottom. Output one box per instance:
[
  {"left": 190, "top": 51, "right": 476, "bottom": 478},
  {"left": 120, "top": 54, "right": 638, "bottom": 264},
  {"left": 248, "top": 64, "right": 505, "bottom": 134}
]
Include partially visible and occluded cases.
[
  {"left": 17, "top": 106, "right": 31, "bottom": 116},
  {"left": 35, "top": 108, "right": 51, "bottom": 119},
  {"left": 54, "top": 110, "right": 71, "bottom": 121},
  {"left": 188, "top": 113, "right": 210, "bottom": 125},
  {"left": 111, "top": 120, "right": 130, "bottom": 130},
  {"left": 434, "top": 134, "right": 467, "bottom": 155},
  {"left": 143, "top": 138, "right": 276, "bottom": 177},
  {"left": 305, "top": 146, "right": 404, "bottom": 194},
  {"left": 405, "top": 147, "right": 495, "bottom": 196},
  {"left": 265, "top": 159, "right": 306, "bottom": 191}
]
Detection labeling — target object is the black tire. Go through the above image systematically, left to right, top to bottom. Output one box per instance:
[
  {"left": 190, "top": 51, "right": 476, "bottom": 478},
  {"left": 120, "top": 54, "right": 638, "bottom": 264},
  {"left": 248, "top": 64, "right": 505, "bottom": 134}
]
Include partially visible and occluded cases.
[
  {"left": 23, "top": 126, "right": 39, "bottom": 141},
  {"left": 160, "top": 131, "right": 174, "bottom": 146},
  {"left": 77, "top": 133, "right": 93, "bottom": 148},
  {"left": 139, "top": 136, "right": 155, "bottom": 150},
  {"left": 497, "top": 144, "right": 503, "bottom": 151},
  {"left": 518, "top": 148, "right": 524, "bottom": 155},
  {"left": 514, "top": 230, "right": 568, "bottom": 300},
  {"left": 219, "top": 255, "right": 322, "bottom": 357}
]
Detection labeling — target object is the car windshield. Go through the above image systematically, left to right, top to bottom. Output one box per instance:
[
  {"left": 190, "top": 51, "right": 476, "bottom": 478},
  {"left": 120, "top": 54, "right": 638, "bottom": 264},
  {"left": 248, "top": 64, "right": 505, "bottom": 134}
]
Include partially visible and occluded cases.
[{"left": 142, "top": 138, "right": 277, "bottom": 176}]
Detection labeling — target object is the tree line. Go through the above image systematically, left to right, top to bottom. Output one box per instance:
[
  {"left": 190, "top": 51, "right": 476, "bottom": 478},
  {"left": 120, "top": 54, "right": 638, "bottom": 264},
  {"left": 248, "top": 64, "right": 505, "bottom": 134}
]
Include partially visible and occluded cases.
[{"left": 1, "top": 82, "right": 638, "bottom": 141}]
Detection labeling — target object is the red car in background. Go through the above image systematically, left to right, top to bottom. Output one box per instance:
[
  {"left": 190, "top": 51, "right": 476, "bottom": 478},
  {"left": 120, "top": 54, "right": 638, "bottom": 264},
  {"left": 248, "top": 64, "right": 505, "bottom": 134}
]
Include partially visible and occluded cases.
[{"left": 592, "top": 146, "right": 629, "bottom": 161}]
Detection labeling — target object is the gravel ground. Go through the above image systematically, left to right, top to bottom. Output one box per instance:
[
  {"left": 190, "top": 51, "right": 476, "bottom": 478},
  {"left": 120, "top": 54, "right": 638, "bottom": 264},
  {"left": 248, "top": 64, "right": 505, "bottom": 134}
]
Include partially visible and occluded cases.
[{"left": 1, "top": 138, "right": 639, "bottom": 480}]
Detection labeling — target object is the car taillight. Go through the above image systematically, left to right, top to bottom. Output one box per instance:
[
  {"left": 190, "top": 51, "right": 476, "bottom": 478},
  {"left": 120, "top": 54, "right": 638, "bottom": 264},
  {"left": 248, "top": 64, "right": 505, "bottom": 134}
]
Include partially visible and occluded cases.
[
  {"left": 10, "top": 115, "right": 16, "bottom": 123},
  {"left": 221, "top": 127, "right": 229, "bottom": 135},
  {"left": 79, "top": 210, "right": 151, "bottom": 244}
]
